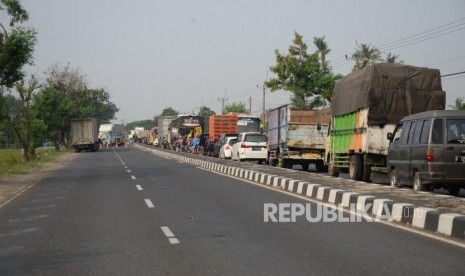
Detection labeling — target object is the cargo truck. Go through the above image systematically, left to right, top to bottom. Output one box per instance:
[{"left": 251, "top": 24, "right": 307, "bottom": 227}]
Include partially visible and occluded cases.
[
  {"left": 327, "top": 64, "right": 446, "bottom": 181},
  {"left": 267, "top": 104, "right": 330, "bottom": 171},
  {"left": 158, "top": 116, "right": 177, "bottom": 140},
  {"left": 71, "top": 118, "right": 100, "bottom": 152}
]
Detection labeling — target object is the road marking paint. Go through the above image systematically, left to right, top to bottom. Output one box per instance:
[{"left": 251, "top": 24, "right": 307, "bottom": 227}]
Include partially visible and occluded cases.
[
  {"left": 122, "top": 162, "right": 125, "bottom": 165},
  {"left": 124, "top": 166, "right": 128, "bottom": 169},
  {"left": 127, "top": 170, "right": 131, "bottom": 173},
  {"left": 131, "top": 175, "right": 136, "bottom": 180},
  {"left": 136, "top": 185, "right": 143, "bottom": 190},
  {"left": 144, "top": 199, "right": 154, "bottom": 208},
  {"left": 161, "top": 226, "right": 175, "bottom": 237},
  {"left": 169, "top": 238, "right": 180, "bottom": 244}
]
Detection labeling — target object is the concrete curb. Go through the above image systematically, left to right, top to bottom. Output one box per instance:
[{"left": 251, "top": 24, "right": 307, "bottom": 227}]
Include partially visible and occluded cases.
[{"left": 136, "top": 144, "right": 465, "bottom": 241}]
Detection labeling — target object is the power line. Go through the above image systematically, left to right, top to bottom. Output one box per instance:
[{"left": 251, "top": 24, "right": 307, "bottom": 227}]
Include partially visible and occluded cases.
[
  {"left": 378, "top": 17, "right": 465, "bottom": 48},
  {"left": 442, "top": 71, "right": 465, "bottom": 77},
  {"left": 443, "top": 75, "right": 465, "bottom": 81}
]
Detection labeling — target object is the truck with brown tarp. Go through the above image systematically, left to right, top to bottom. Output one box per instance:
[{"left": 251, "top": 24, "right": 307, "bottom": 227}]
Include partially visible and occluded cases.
[
  {"left": 326, "top": 63, "right": 446, "bottom": 181},
  {"left": 267, "top": 104, "right": 330, "bottom": 171}
]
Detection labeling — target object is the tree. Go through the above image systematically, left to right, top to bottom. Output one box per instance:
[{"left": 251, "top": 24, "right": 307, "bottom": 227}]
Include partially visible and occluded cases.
[
  {"left": 0, "top": 0, "right": 37, "bottom": 89},
  {"left": 265, "top": 32, "right": 340, "bottom": 109},
  {"left": 313, "top": 36, "right": 331, "bottom": 64},
  {"left": 352, "top": 42, "right": 382, "bottom": 71},
  {"left": 384, "top": 52, "right": 403, "bottom": 64},
  {"left": 33, "top": 64, "right": 118, "bottom": 149},
  {"left": 5, "top": 75, "right": 46, "bottom": 162},
  {"left": 450, "top": 98, "right": 465, "bottom": 111},
  {"left": 224, "top": 102, "right": 247, "bottom": 114},
  {"left": 198, "top": 106, "right": 216, "bottom": 132},
  {"left": 161, "top": 107, "right": 179, "bottom": 116}
]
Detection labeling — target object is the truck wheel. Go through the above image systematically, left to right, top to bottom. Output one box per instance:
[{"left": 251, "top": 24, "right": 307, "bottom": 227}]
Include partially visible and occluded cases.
[
  {"left": 349, "top": 155, "right": 363, "bottom": 181},
  {"left": 280, "top": 158, "right": 287, "bottom": 168},
  {"left": 286, "top": 160, "right": 293, "bottom": 169},
  {"left": 315, "top": 161, "right": 324, "bottom": 172},
  {"left": 301, "top": 163, "right": 309, "bottom": 171},
  {"left": 328, "top": 163, "right": 339, "bottom": 177},
  {"left": 390, "top": 168, "right": 400, "bottom": 188},
  {"left": 413, "top": 172, "right": 427, "bottom": 191}
]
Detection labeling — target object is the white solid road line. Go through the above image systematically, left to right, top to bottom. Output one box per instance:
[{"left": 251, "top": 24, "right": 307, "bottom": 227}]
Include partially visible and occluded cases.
[
  {"left": 131, "top": 175, "right": 136, "bottom": 180},
  {"left": 136, "top": 185, "right": 143, "bottom": 191},
  {"left": 144, "top": 199, "right": 154, "bottom": 208}
]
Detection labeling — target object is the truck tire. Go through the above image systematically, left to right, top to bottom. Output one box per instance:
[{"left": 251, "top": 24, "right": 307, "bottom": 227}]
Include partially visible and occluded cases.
[
  {"left": 349, "top": 155, "right": 363, "bottom": 181},
  {"left": 286, "top": 160, "right": 293, "bottom": 169},
  {"left": 315, "top": 160, "right": 324, "bottom": 172},
  {"left": 328, "top": 162, "right": 339, "bottom": 177},
  {"left": 301, "top": 163, "right": 309, "bottom": 171},
  {"left": 390, "top": 168, "right": 400, "bottom": 188},
  {"left": 413, "top": 172, "right": 427, "bottom": 191}
]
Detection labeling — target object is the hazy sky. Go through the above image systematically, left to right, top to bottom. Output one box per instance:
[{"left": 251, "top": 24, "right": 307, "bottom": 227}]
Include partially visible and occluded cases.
[{"left": 21, "top": 0, "right": 465, "bottom": 123}]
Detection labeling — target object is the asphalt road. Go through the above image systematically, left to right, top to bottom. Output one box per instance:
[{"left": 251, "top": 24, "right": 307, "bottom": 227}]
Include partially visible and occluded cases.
[{"left": 1, "top": 147, "right": 464, "bottom": 275}]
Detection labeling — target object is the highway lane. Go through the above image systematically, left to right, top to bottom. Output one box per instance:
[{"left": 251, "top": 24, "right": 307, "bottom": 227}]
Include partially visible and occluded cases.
[{"left": 0, "top": 147, "right": 464, "bottom": 275}]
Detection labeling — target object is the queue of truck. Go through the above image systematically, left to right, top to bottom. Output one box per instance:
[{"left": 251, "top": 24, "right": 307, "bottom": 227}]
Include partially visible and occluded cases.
[{"left": 75, "top": 63, "right": 464, "bottom": 196}]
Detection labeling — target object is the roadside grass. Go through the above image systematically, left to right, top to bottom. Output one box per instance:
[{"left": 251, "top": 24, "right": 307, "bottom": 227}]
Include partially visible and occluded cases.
[{"left": 0, "top": 148, "right": 71, "bottom": 176}]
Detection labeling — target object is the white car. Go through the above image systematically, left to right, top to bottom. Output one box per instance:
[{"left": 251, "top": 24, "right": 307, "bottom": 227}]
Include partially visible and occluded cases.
[
  {"left": 231, "top": 132, "right": 268, "bottom": 164},
  {"left": 219, "top": 137, "right": 237, "bottom": 159}
]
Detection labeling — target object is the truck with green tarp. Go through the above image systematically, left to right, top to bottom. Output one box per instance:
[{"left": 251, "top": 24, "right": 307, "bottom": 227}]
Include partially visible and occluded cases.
[{"left": 326, "top": 63, "right": 446, "bottom": 181}]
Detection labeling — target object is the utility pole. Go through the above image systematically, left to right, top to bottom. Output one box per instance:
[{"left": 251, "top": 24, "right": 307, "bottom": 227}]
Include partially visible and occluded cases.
[
  {"left": 218, "top": 89, "right": 228, "bottom": 115},
  {"left": 249, "top": 96, "right": 252, "bottom": 114}
]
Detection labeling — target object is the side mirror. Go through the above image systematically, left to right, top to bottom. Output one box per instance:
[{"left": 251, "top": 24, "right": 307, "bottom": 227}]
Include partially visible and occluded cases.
[
  {"left": 317, "top": 123, "right": 322, "bottom": 131},
  {"left": 387, "top": 132, "right": 393, "bottom": 141}
]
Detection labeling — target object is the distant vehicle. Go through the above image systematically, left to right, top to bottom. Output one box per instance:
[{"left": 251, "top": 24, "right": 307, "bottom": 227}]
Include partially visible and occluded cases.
[
  {"left": 327, "top": 64, "right": 446, "bottom": 181},
  {"left": 267, "top": 104, "right": 330, "bottom": 171},
  {"left": 387, "top": 110, "right": 465, "bottom": 195},
  {"left": 209, "top": 114, "right": 238, "bottom": 142},
  {"left": 237, "top": 114, "right": 261, "bottom": 133},
  {"left": 158, "top": 115, "right": 177, "bottom": 141},
  {"left": 170, "top": 115, "right": 204, "bottom": 137},
  {"left": 71, "top": 118, "right": 100, "bottom": 152},
  {"left": 231, "top": 132, "right": 268, "bottom": 164},
  {"left": 213, "top": 133, "right": 238, "bottom": 157},
  {"left": 219, "top": 137, "right": 237, "bottom": 159}
]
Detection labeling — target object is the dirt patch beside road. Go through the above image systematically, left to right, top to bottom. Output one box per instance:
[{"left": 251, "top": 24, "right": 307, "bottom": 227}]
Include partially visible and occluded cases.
[{"left": 0, "top": 153, "right": 79, "bottom": 208}]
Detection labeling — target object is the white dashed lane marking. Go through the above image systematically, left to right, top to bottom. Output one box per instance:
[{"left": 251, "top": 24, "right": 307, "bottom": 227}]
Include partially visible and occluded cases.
[
  {"left": 131, "top": 175, "right": 136, "bottom": 180},
  {"left": 136, "top": 185, "right": 143, "bottom": 191},
  {"left": 144, "top": 199, "right": 154, "bottom": 208},
  {"left": 161, "top": 226, "right": 180, "bottom": 244}
]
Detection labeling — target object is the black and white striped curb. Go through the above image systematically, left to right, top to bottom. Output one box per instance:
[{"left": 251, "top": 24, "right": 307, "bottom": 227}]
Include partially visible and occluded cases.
[{"left": 135, "top": 144, "right": 465, "bottom": 241}]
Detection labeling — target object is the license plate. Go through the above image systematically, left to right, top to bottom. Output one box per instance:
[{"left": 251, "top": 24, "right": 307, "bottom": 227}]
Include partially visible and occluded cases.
[
  {"left": 252, "top": 147, "right": 261, "bottom": 151},
  {"left": 455, "top": 156, "right": 465, "bottom": 163}
]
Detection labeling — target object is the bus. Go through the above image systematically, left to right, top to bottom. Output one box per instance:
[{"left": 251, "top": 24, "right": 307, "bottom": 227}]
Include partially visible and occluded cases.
[{"left": 169, "top": 115, "right": 204, "bottom": 137}]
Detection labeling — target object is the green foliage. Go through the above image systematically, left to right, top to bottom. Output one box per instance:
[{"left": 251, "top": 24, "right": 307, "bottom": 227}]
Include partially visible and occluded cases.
[
  {"left": 0, "top": 0, "right": 29, "bottom": 27},
  {"left": 0, "top": 0, "right": 36, "bottom": 89},
  {"left": 0, "top": 28, "right": 37, "bottom": 88},
  {"left": 265, "top": 32, "right": 340, "bottom": 109},
  {"left": 352, "top": 42, "right": 382, "bottom": 70},
  {"left": 384, "top": 52, "right": 403, "bottom": 64},
  {"left": 33, "top": 64, "right": 119, "bottom": 148},
  {"left": 451, "top": 98, "right": 465, "bottom": 111},
  {"left": 224, "top": 102, "right": 247, "bottom": 114},
  {"left": 198, "top": 106, "right": 216, "bottom": 132},
  {"left": 161, "top": 107, "right": 179, "bottom": 116},
  {"left": 125, "top": 120, "right": 156, "bottom": 131}
]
